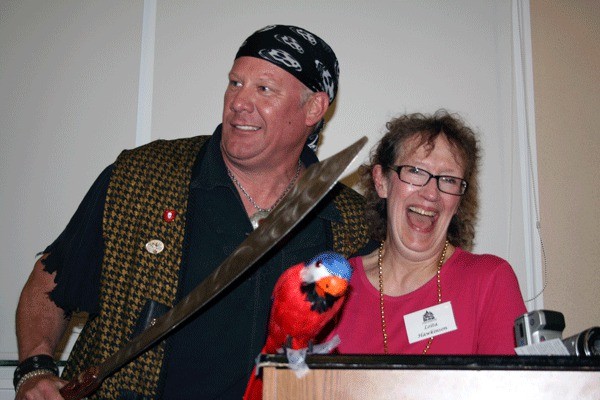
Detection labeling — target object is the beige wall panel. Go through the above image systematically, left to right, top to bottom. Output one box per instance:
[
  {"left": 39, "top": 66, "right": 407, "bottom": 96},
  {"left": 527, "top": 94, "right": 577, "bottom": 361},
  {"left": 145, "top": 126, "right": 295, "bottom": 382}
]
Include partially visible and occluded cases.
[{"left": 530, "top": 0, "right": 600, "bottom": 336}]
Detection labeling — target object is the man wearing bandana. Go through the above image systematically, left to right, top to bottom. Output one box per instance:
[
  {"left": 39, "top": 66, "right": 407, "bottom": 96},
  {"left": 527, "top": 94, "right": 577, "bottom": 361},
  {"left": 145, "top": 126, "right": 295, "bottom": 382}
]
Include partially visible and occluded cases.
[{"left": 15, "top": 25, "right": 372, "bottom": 399}]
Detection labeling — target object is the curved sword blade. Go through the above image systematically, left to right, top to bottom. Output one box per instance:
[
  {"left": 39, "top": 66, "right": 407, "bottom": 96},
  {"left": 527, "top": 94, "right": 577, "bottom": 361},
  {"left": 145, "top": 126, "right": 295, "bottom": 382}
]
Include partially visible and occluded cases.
[{"left": 60, "top": 136, "right": 368, "bottom": 399}]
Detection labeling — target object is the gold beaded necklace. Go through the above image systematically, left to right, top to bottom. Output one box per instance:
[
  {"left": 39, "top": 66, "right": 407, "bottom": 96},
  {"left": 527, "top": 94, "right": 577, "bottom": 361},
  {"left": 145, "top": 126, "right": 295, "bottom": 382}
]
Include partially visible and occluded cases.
[{"left": 378, "top": 239, "right": 449, "bottom": 354}]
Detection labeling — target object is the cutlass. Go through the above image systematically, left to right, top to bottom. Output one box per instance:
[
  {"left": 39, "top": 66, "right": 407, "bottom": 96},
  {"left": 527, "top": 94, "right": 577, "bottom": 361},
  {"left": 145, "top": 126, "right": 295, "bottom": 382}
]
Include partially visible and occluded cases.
[{"left": 59, "top": 136, "right": 368, "bottom": 399}]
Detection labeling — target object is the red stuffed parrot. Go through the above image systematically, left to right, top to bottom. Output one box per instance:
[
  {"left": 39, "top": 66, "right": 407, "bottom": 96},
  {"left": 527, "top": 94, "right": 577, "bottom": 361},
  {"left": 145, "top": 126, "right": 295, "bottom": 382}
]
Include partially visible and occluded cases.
[{"left": 243, "top": 251, "right": 353, "bottom": 400}]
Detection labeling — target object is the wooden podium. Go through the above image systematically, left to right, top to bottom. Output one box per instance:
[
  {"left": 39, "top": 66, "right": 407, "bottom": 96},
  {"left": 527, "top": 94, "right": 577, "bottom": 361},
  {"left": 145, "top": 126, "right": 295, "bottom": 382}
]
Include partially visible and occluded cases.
[{"left": 258, "top": 355, "right": 600, "bottom": 400}]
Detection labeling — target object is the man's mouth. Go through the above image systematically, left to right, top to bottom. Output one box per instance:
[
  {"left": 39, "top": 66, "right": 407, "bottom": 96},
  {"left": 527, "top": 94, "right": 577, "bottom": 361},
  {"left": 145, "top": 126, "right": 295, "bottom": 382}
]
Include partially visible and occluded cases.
[{"left": 233, "top": 124, "right": 260, "bottom": 131}]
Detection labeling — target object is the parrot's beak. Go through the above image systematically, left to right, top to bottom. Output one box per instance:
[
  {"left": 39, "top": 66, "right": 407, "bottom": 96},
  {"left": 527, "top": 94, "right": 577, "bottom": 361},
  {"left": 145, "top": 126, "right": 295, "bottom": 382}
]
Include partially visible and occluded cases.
[{"left": 315, "top": 276, "right": 349, "bottom": 298}]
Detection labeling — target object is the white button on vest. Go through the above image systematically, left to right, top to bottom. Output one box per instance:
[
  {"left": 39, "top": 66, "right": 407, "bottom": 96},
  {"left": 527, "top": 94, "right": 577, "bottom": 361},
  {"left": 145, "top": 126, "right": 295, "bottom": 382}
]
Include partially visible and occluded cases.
[{"left": 145, "top": 239, "right": 165, "bottom": 254}]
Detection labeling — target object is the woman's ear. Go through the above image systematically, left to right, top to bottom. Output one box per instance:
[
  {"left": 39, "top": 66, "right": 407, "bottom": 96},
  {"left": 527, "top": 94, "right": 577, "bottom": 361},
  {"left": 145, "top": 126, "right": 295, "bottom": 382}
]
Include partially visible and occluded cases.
[{"left": 372, "top": 164, "right": 389, "bottom": 199}]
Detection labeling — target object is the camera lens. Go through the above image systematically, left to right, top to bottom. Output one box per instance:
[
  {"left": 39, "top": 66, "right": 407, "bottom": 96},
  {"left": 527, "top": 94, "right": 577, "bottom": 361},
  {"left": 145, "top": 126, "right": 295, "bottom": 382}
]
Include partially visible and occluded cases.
[
  {"left": 562, "top": 327, "right": 600, "bottom": 356},
  {"left": 590, "top": 331, "right": 599, "bottom": 355}
]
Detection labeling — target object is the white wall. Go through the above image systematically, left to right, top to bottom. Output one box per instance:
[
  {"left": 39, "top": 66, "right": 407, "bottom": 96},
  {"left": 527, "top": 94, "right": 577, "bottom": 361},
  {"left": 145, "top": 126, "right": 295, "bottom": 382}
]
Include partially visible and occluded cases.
[
  {"left": 0, "top": 1, "right": 536, "bottom": 396},
  {"left": 149, "top": 1, "right": 533, "bottom": 290}
]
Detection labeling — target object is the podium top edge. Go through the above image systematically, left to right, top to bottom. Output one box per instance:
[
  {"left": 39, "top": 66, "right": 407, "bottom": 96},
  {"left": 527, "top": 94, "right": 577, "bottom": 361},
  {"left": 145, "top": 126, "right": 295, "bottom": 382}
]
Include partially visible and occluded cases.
[{"left": 257, "top": 354, "right": 600, "bottom": 371}]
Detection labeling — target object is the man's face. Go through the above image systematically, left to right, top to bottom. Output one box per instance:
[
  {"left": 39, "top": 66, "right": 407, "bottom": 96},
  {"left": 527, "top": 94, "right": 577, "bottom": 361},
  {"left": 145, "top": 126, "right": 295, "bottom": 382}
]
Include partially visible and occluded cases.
[{"left": 221, "top": 56, "right": 315, "bottom": 169}]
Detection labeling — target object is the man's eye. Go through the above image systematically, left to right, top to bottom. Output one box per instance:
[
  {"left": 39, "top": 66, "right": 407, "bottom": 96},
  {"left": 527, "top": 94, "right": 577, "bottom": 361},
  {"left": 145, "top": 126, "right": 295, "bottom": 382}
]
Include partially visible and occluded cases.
[
  {"left": 229, "top": 80, "right": 241, "bottom": 87},
  {"left": 258, "top": 86, "right": 271, "bottom": 92}
]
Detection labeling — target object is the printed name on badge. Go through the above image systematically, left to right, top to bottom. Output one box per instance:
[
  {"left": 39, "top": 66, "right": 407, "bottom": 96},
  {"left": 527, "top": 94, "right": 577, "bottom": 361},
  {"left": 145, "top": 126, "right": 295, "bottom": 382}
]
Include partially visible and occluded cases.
[{"left": 404, "top": 301, "right": 457, "bottom": 344}]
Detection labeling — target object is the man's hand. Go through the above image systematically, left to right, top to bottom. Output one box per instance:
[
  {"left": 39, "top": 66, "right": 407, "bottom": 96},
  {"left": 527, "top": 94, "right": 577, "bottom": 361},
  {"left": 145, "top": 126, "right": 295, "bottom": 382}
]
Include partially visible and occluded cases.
[{"left": 15, "top": 373, "right": 66, "bottom": 400}]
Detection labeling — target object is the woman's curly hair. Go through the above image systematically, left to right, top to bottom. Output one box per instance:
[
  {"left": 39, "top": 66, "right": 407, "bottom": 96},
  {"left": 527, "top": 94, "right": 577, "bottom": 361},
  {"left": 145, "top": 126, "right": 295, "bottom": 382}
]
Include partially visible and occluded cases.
[{"left": 360, "top": 109, "right": 480, "bottom": 251}]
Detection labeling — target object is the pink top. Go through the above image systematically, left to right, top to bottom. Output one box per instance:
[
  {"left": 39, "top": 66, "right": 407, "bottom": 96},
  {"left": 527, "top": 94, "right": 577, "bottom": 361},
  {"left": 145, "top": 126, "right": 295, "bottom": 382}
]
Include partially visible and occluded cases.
[{"left": 329, "top": 247, "right": 527, "bottom": 355}]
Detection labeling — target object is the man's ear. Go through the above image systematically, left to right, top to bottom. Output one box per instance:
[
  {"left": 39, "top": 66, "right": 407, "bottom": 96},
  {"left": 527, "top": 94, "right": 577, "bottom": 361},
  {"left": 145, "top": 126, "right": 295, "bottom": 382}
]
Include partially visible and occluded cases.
[{"left": 304, "top": 92, "right": 330, "bottom": 127}]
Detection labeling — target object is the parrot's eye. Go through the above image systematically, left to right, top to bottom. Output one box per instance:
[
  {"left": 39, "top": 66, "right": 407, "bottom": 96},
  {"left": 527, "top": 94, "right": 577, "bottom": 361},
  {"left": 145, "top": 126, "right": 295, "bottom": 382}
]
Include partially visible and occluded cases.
[{"left": 316, "top": 261, "right": 323, "bottom": 268}]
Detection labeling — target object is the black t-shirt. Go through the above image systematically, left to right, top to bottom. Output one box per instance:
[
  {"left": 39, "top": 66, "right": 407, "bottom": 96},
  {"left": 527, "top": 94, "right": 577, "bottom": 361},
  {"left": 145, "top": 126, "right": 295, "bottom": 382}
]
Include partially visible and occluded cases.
[{"left": 44, "top": 128, "right": 348, "bottom": 399}]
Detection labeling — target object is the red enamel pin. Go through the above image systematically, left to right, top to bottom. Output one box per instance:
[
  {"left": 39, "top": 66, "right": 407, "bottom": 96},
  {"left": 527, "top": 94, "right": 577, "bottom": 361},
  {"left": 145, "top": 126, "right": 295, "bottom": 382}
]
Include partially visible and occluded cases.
[{"left": 163, "top": 209, "right": 177, "bottom": 222}]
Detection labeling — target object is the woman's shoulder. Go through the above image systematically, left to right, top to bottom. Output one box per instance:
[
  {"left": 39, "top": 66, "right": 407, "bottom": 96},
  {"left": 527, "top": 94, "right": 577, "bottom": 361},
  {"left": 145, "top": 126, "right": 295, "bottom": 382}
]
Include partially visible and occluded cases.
[
  {"left": 449, "top": 247, "right": 516, "bottom": 280},
  {"left": 453, "top": 247, "right": 509, "bottom": 267},
  {"left": 353, "top": 249, "right": 378, "bottom": 271},
  {"left": 347, "top": 251, "right": 380, "bottom": 290}
]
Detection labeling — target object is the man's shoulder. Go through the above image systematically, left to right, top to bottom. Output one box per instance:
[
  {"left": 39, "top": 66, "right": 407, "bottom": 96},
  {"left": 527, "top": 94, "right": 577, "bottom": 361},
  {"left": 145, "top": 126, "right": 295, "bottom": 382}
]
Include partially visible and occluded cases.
[
  {"left": 111, "top": 136, "right": 211, "bottom": 173},
  {"left": 118, "top": 136, "right": 210, "bottom": 159},
  {"left": 328, "top": 183, "right": 373, "bottom": 258},
  {"left": 331, "top": 183, "right": 366, "bottom": 210},
  {"left": 336, "top": 183, "right": 364, "bottom": 199}
]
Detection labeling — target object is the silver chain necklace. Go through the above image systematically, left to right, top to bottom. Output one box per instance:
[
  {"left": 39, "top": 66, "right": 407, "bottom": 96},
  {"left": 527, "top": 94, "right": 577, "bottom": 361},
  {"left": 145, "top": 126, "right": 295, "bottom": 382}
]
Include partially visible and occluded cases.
[{"left": 227, "top": 159, "right": 302, "bottom": 229}]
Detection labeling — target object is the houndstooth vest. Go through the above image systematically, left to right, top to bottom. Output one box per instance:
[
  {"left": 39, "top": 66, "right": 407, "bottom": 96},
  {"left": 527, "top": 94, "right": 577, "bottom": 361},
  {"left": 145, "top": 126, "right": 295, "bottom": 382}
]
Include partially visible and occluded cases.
[{"left": 62, "top": 136, "right": 369, "bottom": 399}]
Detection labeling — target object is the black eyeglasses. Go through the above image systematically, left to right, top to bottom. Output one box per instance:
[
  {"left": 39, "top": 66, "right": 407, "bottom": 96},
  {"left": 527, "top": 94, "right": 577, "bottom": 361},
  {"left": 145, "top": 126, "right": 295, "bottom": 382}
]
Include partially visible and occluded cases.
[{"left": 389, "top": 165, "right": 468, "bottom": 196}]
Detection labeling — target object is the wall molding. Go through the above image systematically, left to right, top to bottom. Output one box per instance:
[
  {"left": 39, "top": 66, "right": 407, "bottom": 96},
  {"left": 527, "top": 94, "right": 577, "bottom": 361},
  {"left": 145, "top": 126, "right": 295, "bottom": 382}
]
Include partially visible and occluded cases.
[{"left": 512, "top": 0, "right": 544, "bottom": 310}]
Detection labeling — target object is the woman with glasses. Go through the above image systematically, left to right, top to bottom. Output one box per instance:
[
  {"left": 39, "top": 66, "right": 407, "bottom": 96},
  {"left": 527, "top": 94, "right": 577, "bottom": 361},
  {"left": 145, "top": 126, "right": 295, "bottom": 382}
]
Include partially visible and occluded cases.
[{"left": 327, "top": 110, "right": 526, "bottom": 355}]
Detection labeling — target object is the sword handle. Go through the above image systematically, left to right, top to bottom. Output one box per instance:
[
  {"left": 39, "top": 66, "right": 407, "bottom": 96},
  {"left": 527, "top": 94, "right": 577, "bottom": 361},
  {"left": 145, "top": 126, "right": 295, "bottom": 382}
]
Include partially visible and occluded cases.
[{"left": 59, "top": 366, "right": 101, "bottom": 400}]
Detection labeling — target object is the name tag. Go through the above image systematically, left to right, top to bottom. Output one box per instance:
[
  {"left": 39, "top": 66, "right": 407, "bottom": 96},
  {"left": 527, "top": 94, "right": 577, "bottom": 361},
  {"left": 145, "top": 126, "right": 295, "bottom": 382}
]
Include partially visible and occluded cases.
[{"left": 404, "top": 301, "right": 457, "bottom": 344}]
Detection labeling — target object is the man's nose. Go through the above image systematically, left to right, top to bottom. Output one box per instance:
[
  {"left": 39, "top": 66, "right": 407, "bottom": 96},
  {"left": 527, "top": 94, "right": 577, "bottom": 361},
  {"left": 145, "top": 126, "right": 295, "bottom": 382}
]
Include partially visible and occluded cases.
[{"left": 229, "top": 87, "right": 254, "bottom": 113}]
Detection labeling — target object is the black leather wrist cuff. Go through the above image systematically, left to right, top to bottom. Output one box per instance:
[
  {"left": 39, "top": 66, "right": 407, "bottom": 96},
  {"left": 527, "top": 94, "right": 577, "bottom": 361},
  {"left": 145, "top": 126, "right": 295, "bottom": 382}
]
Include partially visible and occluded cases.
[{"left": 13, "top": 354, "right": 59, "bottom": 389}]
